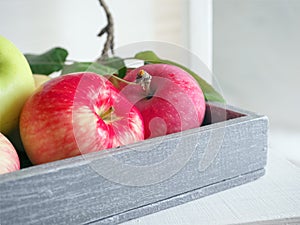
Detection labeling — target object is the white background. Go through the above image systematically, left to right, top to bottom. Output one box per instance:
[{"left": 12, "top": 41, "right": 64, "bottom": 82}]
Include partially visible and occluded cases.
[
  {"left": 0, "top": 0, "right": 191, "bottom": 60},
  {"left": 213, "top": 0, "right": 300, "bottom": 132}
]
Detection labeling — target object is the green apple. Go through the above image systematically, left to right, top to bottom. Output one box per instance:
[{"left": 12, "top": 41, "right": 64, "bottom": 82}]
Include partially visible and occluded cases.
[{"left": 0, "top": 35, "right": 35, "bottom": 135}]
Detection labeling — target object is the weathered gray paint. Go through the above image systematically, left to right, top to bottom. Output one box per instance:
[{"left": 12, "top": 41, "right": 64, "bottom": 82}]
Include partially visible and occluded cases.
[{"left": 0, "top": 103, "right": 268, "bottom": 225}]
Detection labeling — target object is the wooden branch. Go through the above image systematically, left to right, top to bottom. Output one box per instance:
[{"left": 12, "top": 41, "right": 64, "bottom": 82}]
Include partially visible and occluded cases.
[{"left": 98, "top": 0, "right": 115, "bottom": 59}]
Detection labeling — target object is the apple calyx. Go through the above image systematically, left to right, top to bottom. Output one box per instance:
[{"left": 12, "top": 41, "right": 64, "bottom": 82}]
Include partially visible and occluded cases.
[{"left": 135, "top": 70, "right": 152, "bottom": 96}]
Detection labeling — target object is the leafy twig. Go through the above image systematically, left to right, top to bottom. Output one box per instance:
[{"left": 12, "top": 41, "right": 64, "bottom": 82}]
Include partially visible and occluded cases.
[{"left": 98, "top": 0, "right": 114, "bottom": 59}]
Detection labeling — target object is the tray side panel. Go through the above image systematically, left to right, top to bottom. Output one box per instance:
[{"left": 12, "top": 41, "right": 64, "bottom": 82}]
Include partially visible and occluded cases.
[
  {"left": 0, "top": 115, "right": 268, "bottom": 225},
  {"left": 101, "top": 169, "right": 266, "bottom": 225}
]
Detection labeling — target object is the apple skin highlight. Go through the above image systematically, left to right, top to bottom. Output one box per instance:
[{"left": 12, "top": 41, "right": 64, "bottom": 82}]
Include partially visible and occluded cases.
[
  {"left": 120, "top": 64, "right": 206, "bottom": 139},
  {"left": 20, "top": 72, "right": 144, "bottom": 165}
]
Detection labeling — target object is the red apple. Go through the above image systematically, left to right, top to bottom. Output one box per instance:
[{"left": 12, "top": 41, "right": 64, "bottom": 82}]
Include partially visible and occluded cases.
[
  {"left": 119, "top": 64, "right": 206, "bottom": 139},
  {"left": 20, "top": 72, "right": 144, "bottom": 165},
  {"left": 0, "top": 132, "right": 20, "bottom": 174}
]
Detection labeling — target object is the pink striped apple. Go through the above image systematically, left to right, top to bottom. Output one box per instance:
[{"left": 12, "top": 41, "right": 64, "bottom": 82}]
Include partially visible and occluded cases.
[
  {"left": 119, "top": 64, "right": 206, "bottom": 139},
  {"left": 20, "top": 72, "right": 144, "bottom": 165},
  {"left": 0, "top": 132, "right": 20, "bottom": 174}
]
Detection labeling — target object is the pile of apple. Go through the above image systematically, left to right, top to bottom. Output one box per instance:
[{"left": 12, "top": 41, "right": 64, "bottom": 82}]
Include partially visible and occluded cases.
[{"left": 0, "top": 35, "right": 207, "bottom": 174}]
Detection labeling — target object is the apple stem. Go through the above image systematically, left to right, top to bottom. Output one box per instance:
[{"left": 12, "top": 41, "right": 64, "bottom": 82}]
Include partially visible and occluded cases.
[
  {"left": 106, "top": 70, "right": 153, "bottom": 96},
  {"left": 108, "top": 74, "right": 137, "bottom": 85},
  {"left": 101, "top": 107, "right": 114, "bottom": 120}
]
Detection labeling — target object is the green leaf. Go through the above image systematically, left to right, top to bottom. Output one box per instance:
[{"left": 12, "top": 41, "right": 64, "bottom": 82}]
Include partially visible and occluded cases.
[
  {"left": 25, "top": 47, "right": 68, "bottom": 75},
  {"left": 134, "top": 51, "right": 225, "bottom": 103},
  {"left": 98, "top": 57, "right": 127, "bottom": 78},
  {"left": 61, "top": 61, "right": 118, "bottom": 76}
]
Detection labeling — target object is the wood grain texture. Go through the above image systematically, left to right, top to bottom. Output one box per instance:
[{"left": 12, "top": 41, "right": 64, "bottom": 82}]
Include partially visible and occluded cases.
[
  {"left": 0, "top": 103, "right": 268, "bottom": 225},
  {"left": 232, "top": 217, "right": 300, "bottom": 225}
]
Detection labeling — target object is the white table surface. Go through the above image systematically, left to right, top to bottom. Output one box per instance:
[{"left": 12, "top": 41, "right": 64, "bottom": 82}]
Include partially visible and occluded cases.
[{"left": 122, "top": 130, "right": 300, "bottom": 225}]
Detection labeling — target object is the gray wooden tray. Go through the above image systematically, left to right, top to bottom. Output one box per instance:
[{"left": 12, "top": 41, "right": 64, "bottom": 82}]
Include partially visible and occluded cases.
[{"left": 0, "top": 103, "right": 268, "bottom": 225}]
